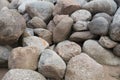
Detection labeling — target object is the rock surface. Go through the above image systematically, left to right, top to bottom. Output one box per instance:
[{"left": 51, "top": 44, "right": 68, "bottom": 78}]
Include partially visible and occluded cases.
[
  {"left": 113, "top": 44, "right": 120, "bottom": 57},
  {"left": 8, "top": 46, "right": 39, "bottom": 70},
  {"left": 38, "top": 49, "right": 66, "bottom": 80},
  {"left": 65, "top": 53, "right": 105, "bottom": 80},
  {"left": 2, "top": 69, "right": 46, "bottom": 80}
]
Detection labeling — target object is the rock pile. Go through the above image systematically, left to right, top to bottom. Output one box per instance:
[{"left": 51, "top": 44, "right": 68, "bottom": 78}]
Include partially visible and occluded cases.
[{"left": 0, "top": 0, "right": 120, "bottom": 80}]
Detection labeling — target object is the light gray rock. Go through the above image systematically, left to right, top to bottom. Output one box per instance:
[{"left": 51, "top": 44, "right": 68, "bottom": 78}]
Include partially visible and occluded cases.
[
  {"left": 0, "top": 0, "right": 9, "bottom": 10},
  {"left": 42, "top": 0, "right": 58, "bottom": 4},
  {"left": 75, "top": 0, "right": 88, "bottom": 7},
  {"left": 82, "top": 0, "right": 117, "bottom": 15},
  {"left": 26, "top": 1, "right": 54, "bottom": 21},
  {"left": 109, "top": 7, "right": 120, "bottom": 41},
  {"left": 0, "top": 9, "right": 26, "bottom": 45},
  {"left": 71, "top": 9, "right": 92, "bottom": 22},
  {"left": 93, "top": 13, "right": 112, "bottom": 24},
  {"left": 53, "top": 16, "right": 73, "bottom": 43},
  {"left": 27, "top": 17, "right": 46, "bottom": 29},
  {"left": 88, "top": 17, "right": 109, "bottom": 35},
  {"left": 73, "top": 21, "right": 89, "bottom": 31},
  {"left": 23, "top": 28, "right": 34, "bottom": 37},
  {"left": 34, "top": 28, "right": 52, "bottom": 44},
  {"left": 69, "top": 31, "right": 96, "bottom": 43},
  {"left": 23, "top": 36, "right": 49, "bottom": 54},
  {"left": 99, "top": 36, "right": 117, "bottom": 49},
  {"left": 55, "top": 40, "right": 81, "bottom": 62},
  {"left": 83, "top": 40, "right": 120, "bottom": 66},
  {"left": 0, "top": 46, "right": 12, "bottom": 64},
  {"left": 8, "top": 46, "right": 39, "bottom": 70},
  {"left": 38, "top": 49, "right": 66, "bottom": 80},
  {"left": 65, "top": 53, "right": 105, "bottom": 80},
  {"left": 2, "top": 69, "right": 46, "bottom": 80}
]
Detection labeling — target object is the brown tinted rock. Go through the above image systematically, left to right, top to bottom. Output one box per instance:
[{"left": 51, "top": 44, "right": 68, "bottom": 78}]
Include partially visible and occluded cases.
[
  {"left": 53, "top": 0, "right": 80, "bottom": 15},
  {"left": 0, "top": 9, "right": 26, "bottom": 45},
  {"left": 53, "top": 16, "right": 73, "bottom": 43},
  {"left": 27, "top": 17, "right": 46, "bottom": 29},
  {"left": 47, "top": 20, "right": 56, "bottom": 33},
  {"left": 23, "top": 28, "right": 34, "bottom": 37},
  {"left": 34, "top": 28, "right": 52, "bottom": 44},
  {"left": 69, "top": 31, "right": 96, "bottom": 42},
  {"left": 23, "top": 36, "right": 49, "bottom": 54},
  {"left": 99, "top": 36, "right": 117, "bottom": 49},
  {"left": 55, "top": 40, "right": 81, "bottom": 62},
  {"left": 113, "top": 44, "right": 120, "bottom": 57},
  {"left": 8, "top": 46, "right": 39, "bottom": 70},
  {"left": 65, "top": 53, "right": 105, "bottom": 80},
  {"left": 2, "top": 69, "right": 46, "bottom": 80}
]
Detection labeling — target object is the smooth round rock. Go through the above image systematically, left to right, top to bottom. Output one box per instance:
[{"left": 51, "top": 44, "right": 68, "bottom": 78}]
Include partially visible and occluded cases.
[
  {"left": 0, "top": 9, "right": 26, "bottom": 45},
  {"left": 71, "top": 9, "right": 92, "bottom": 22},
  {"left": 88, "top": 17, "right": 109, "bottom": 35},
  {"left": 55, "top": 40, "right": 81, "bottom": 62},
  {"left": 38, "top": 49, "right": 66, "bottom": 80},
  {"left": 65, "top": 53, "right": 105, "bottom": 80},
  {"left": 2, "top": 69, "right": 46, "bottom": 80}
]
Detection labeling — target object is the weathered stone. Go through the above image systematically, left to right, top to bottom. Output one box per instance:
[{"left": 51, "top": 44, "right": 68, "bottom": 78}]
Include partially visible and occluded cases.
[
  {"left": 0, "top": 0, "right": 9, "bottom": 10},
  {"left": 53, "top": 0, "right": 80, "bottom": 15},
  {"left": 75, "top": 0, "right": 88, "bottom": 7},
  {"left": 82, "top": 0, "right": 117, "bottom": 15},
  {"left": 26, "top": 1, "right": 54, "bottom": 21},
  {"left": 109, "top": 7, "right": 120, "bottom": 42},
  {"left": 0, "top": 9, "right": 26, "bottom": 45},
  {"left": 71, "top": 9, "right": 92, "bottom": 22},
  {"left": 53, "top": 16, "right": 73, "bottom": 43},
  {"left": 27, "top": 17, "right": 46, "bottom": 29},
  {"left": 88, "top": 17, "right": 109, "bottom": 35},
  {"left": 47, "top": 20, "right": 56, "bottom": 33},
  {"left": 73, "top": 21, "right": 89, "bottom": 31},
  {"left": 23, "top": 28, "right": 34, "bottom": 37},
  {"left": 34, "top": 28, "right": 52, "bottom": 44},
  {"left": 69, "top": 31, "right": 96, "bottom": 43},
  {"left": 23, "top": 36, "right": 49, "bottom": 54},
  {"left": 99, "top": 36, "right": 117, "bottom": 49},
  {"left": 55, "top": 40, "right": 81, "bottom": 62},
  {"left": 83, "top": 40, "right": 120, "bottom": 66},
  {"left": 113, "top": 44, "right": 120, "bottom": 57},
  {"left": 8, "top": 46, "right": 39, "bottom": 70},
  {"left": 38, "top": 49, "right": 66, "bottom": 80},
  {"left": 65, "top": 53, "right": 105, "bottom": 80},
  {"left": 2, "top": 69, "right": 46, "bottom": 80}
]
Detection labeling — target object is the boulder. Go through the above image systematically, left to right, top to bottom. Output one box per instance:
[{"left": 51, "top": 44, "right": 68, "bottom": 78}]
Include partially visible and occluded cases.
[{"left": 113, "top": 44, "right": 120, "bottom": 57}]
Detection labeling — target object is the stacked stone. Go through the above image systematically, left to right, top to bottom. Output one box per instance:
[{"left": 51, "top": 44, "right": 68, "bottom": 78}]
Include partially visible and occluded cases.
[{"left": 0, "top": 0, "right": 120, "bottom": 80}]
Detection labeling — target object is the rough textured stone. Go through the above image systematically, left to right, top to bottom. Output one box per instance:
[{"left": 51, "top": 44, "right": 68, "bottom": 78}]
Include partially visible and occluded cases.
[
  {"left": 42, "top": 0, "right": 58, "bottom": 4},
  {"left": 53, "top": 0, "right": 80, "bottom": 15},
  {"left": 75, "top": 0, "right": 88, "bottom": 7},
  {"left": 82, "top": 0, "right": 117, "bottom": 15},
  {"left": 26, "top": 1, "right": 54, "bottom": 21},
  {"left": 109, "top": 7, "right": 120, "bottom": 42},
  {"left": 0, "top": 9, "right": 26, "bottom": 45},
  {"left": 71, "top": 9, "right": 92, "bottom": 22},
  {"left": 93, "top": 13, "right": 112, "bottom": 24},
  {"left": 53, "top": 16, "right": 73, "bottom": 43},
  {"left": 27, "top": 17, "right": 46, "bottom": 29},
  {"left": 88, "top": 17, "right": 109, "bottom": 35},
  {"left": 47, "top": 20, "right": 56, "bottom": 33},
  {"left": 73, "top": 21, "right": 89, "bottom": 31},
  {"left": 23, "top": 28, "right": 34, "bottom": 37},
  {"left": 34, "top": 28, "right": 52, "bottom": 44},
  {"left": 69, "top": 31, "right": 96, "bottom": 43},
  {"left": 23, "top": 36, "right": 49, "bottom": 54},
  {"left": 99, "top": 36, "right": 117, "bottom": 49},
  {"left": 55, "top": 40, "right": 81, "bottom": 62},
  {"left": 83, "top": 40, "right": 120, "bottom": 66},
  {"left": 113, "top": 44, "right": 120, "bottom": 57},
  {"left": 0, "top": 46, "right": 12, "bottom": 64},
  {"left": 8, "top": 46, "right": 39, "bottom": 70},
  {"left": 38, "top": 49, "right": 66, "bottom": 80},
  {"left": 65, "top": 53, "right": 105, "bottom": 80},
  {"left": 2, "top": 69, "right": 46, "bottom": 80}
]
